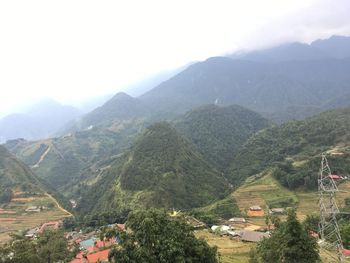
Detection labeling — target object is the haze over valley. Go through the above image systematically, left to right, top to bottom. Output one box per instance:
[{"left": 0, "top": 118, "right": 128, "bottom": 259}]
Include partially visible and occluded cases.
[{"left": 1, "top": 1, "right": 350, "bottom": 262}]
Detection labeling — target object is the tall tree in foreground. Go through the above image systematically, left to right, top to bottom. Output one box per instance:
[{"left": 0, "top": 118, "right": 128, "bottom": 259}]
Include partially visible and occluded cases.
[
  {"left": 109, "top": 209, "right": 219, "bottom": 263},
  {"left": 254, "top": 209, "right": 319, "bottom": 263}
]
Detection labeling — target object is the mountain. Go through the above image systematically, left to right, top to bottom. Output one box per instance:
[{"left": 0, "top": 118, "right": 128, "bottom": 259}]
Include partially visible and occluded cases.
[
  {"left": 232, "top": 35, "right": 350, "bottom": 62},
  {"left": 311, "top": 35, "right": 350, "bottom": 59},
  {"left": 63, "top": 36, "right": 350, "bottom": 130},
  {"left": 231, "top": 42, "right": 330, "bottom": 62},
  {"left": 139, "top": 56, "right": 350, "bottom": 121},
  {"left": 124, "top": 64, "right": 192, "bottom": 97},
  {"left": 71, "top": 92, "right": 152, "bottom": 130},
  {"left": 0, "top": 98, "right": 80, "bottom": 143},
  {"left": 174, "top": 104, "right": 269, "bottom": 170},
  {"left": 227, "top": 108, "right": 350, "bottom": 188},
  {"left": 5, "top": 120, "right": 145, "bottom": 196},
  {"left": 77, "top": 122, "right": 229, "bottom": 214},
  {"left": 0, "top": 145, "right": 43, "bottom": 194},
  {"left": 0, "top": 145, "right": 69, "bottom": 207}
]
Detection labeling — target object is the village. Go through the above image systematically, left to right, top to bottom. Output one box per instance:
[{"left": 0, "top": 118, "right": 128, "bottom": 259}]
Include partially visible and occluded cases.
[
  {"left": 1, "top": 188, "right": 349, "bottom": 262},
  {"left": 20, "top": 205, "right": 292, "bottom": 263}
]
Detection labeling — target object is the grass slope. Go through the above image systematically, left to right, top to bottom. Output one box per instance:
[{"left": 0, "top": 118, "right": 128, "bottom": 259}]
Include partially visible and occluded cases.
[
  {"left": 228, "top": 108, "right": 350, "bottom": 188},
  {"left": 5, "top": 121, "right": 144, "bottom": 196}
]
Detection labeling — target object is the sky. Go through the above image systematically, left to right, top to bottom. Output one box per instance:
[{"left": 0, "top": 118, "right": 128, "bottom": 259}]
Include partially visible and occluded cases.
[{"left": 1, "top": 0, "right": 350, "bottom": 116}]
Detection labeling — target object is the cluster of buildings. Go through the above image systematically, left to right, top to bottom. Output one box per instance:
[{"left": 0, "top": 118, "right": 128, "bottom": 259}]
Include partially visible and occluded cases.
[
  {"left": 209, "top": 205, "right": 288, "bottom": 243},
  {"left": 211, "top": 217, "right": 270, "bottom": 243},
  {"left": 24, "top": 219, "right": 126, "bottom": 263},
  {"left": 25, "top": 221, "right": 61, "bottom": 238},
  {"left": 69, "top": 224, "right": 125, "bottom": 263}
]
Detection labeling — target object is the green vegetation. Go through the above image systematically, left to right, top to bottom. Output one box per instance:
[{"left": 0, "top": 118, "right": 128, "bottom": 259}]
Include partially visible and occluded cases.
[
  {"left": 78, "top": 92, "right": 151, "bottom": 128},
  {"left": 175, "top": 104, "right": 269, "bottom": 170},
  {"left": 229, "top": 108, "right": 350, "bottom": 189},
  {"left": 6, "top": 122, "right": 143, "bottom": 196},
  {"left": 77, "top": 122, "right": 229, "bottom": 214},
  {"left": 0, "top": 145, "right": 45, "bottom": 200},
  {"left": 191, "top": 196, "right": 241, "bottom": 225},
  {"left": 109, "top": 209, "right": 219, "bottom": 263},
  {"left": 252, "top": 209, "right": 319, "bottom": 263},
  {"left": 0, "top": 230, "right": 73, "bottom": 263}
]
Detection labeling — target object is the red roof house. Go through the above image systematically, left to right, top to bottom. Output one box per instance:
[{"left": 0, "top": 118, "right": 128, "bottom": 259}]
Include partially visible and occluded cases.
[{"left": 86, "top": 249, "right": 110, "bottom": 263}]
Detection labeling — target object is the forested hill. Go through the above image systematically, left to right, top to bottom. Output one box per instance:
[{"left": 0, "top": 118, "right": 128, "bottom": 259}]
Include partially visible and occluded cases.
[
  {"left": 140, "top": 57, "right": 350, "bottom": 122},
  {"left": 70, "top": 92, "right": 152, "bottom": 130},
  {"left": 174, "top": 104, "right": 269, "bottom": 170},
  {"left": 228, "top": 108, "right": 350, "bottom": 189},
  {"left": 77, "top": 122, "right": 229, "bottom": 214},
  {"left": 0, "top": 145, "right": 69, "bottom": 206},
  {"left": 0, "top": 145, "right": 44, "bottom": 192}
]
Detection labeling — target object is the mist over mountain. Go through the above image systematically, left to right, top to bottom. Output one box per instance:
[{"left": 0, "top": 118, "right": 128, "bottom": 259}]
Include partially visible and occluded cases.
[
  {"left": 54, "top": 35, "right": 350, "bottom": 134},
  {"left": 231, "top": 35, "right": 350, "bottom": 62},
  {"left": 140, "top": 56, "right": 350, "bottom": 122},
  {"left": 0, "top": 98, "right": 80, "bottom": 143}
]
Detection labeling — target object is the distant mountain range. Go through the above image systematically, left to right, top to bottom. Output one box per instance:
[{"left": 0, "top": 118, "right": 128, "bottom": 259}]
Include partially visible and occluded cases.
[
  {"left": 3, "top": 35, "right": 350, "bottom": 218},
  {"left": 67, "top": 35, "right": 350, "bottom": 131},
  {"left": 231, "top": 35, "right": 350, "bottom": 62},
  {"left": 0, "top": 98, "right": 81, "bottom": 143}
]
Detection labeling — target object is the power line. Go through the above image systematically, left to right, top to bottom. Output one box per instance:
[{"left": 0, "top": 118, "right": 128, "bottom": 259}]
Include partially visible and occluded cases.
[{"left": 318, "top": 153, "right": 345, "bottom": 262}]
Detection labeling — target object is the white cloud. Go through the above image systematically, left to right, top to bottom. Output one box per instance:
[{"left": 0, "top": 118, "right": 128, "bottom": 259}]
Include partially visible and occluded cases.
[{"left": 0, "top": 0, "right": 349, "bottom": 114}]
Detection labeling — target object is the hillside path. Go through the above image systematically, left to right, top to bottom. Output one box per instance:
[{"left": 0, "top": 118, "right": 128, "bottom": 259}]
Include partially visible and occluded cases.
[
  {"left": 33, "top": 146, "right": 51, "bottom": 168},
  {"left": 45, "top": 193, "right": 72, "bottom": 217}
]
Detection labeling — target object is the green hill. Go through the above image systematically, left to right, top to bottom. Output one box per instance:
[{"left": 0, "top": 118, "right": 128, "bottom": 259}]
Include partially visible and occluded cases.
[
  {"left": 71, "top": 92, "right": 152, "bottom": 130},
  {"left": 174, "top": 104, "right": 269, "bottom": 170},
  {"left": 228, "top": 108, "right": 350, "bottom": 189},
  {"left": 5, "top": 121, "right": 145, "bottom": 196},
  {"left": 77, "top": 122, "right": 229, "bottom": 214},
  {"left": 0, "top": 145, "right": 69, "bottom": 208},
  {"left": 0, "top": 145, "right": 44, "bottom": 195}
]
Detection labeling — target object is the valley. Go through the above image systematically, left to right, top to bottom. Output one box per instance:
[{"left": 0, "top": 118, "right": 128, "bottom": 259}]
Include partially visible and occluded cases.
[{"left": 1, "top": 35, "right": 350, "bottom": 262}]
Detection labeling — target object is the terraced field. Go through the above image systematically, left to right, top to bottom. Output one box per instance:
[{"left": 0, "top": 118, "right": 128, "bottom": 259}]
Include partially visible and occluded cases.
[{"left": 0, "top": 193, "right": 71, "bottom": 243}]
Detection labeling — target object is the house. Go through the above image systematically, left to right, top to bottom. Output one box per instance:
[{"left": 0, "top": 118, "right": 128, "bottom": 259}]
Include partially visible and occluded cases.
[
  {"left": 329, "top": 174, "right": 342, "bottom": 180},
  {"left": 25, "top": 206, "right": 41, "bottom": 212},
  {"left": 247, "top": 206, "right": 264, "bottom": 217},
  {"left": 249, "top": 206, "right": 262, "bottom": 211},
  {"left": 270, "top": 208, "right": 285, "bottom": 214},
  {"left": 229, "top": 217, "right": 246, "bottom": 223},
  {"left": 39, "top": 221, "right": 60, "bottom": 233},
  {"left": 116, "top": 223, "right": 126, "bottom": 232},
  {"left": 211, "top": 225, "right": 230, "bottom": 234},
  {"left": 25, "top": 227, "right": 39, "bottom": 238},
  {"left": 241, "top": 230, "right": 269, "bottom": 242},
  {"left": 80, "top": 238, "right": 97, "bottom": 250},
  {"left": 86, "top": 249, "right": 110, "bottom": 263},
  {"left": 341, "top": 249, "right": 350, "bottom": 258}
]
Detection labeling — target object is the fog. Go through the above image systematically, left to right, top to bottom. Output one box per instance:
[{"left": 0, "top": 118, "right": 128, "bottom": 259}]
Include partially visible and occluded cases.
[{"left": 1, "top": 0, "right": 350, "bottom": 116}]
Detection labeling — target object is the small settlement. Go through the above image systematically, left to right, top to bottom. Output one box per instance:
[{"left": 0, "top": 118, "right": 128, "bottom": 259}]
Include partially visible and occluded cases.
[{"left": 25, "top": 221, "right": 126, "bottom": 263}]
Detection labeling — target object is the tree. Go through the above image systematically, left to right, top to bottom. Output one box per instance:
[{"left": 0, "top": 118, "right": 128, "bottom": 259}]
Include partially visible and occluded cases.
[
  {"left": 0, "top": 188, "right": 13, "bottom": 204},
  {"left": 109, "top": 209, "right": 219, "bottom": 263},
  {"left": 255, "top": 209, "right": 319, "bottom": 263},
  {"left": 303, "top": 214, "right": 319, "bottom": 233},
  {"left": 341, "top": 223, "right": 350, "bottom": 249},
  {"left": 37, "top": 230, "right": 72, "bottom": 263},
  {"left": 0, "top": 239, "right": 40, "bottom": 263}
]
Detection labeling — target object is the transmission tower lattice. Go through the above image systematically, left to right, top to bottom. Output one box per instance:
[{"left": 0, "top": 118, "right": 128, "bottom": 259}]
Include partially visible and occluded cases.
[{"left": 318, "top": 153, "right": 344, "bottom": 261}]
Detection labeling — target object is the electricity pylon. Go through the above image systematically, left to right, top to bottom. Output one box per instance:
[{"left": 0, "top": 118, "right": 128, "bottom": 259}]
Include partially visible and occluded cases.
[{"left": 318, "top": 153, "right": 344, "bottom": 262}]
